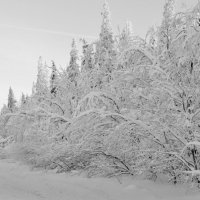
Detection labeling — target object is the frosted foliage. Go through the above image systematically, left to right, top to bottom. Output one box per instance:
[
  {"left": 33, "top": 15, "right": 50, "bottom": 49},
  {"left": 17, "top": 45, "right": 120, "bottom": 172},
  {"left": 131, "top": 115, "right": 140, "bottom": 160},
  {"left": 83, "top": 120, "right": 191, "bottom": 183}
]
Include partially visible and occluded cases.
[
  {"left": 95, "top": 0, "right": 116, "bottom": 76},
  {"left": 100, "top": 0, "right": 112, "bottom": 43},
  {"left": 158, "top": 0, "right": 175, "bottom": 53},
  {"left": 163, "top": 0, "right": 175, "bottom": 26},
  {"left": 2, "top": 1, "right": 200, "bottom": 187},
  {"left": 118, "top": 21, "right": 134, "bottom": 52},
  {"left": 67, "top": 39, "right": 80, "bottom": 84},
  {"left": 81, "top": 41, "right": 94, "bottom": 72},
  {"left": 117, "top": 47, "right": 153, "bottom": 70},
  {"left": 35, "top": 57, "right": 49, "bottom": 99},
  {"left": 50, "top": 62, "right": 58, "bottom": 95},
  {"left": 7, "top": 87, "right": 17, "bottom": 113},
  {"left": 74, "top": 91, "right": 119, "bottom": 117},
  {"left": 0, "top": 105, "right": 9, "bottom": 115}
]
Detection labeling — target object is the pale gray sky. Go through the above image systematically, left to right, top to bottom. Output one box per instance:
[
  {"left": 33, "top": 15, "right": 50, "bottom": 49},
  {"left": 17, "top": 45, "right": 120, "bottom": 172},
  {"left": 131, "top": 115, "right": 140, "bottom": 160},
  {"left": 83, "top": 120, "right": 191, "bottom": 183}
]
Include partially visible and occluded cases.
[{"left": 0, "top": 0, "right": 197, "bottom": 107}]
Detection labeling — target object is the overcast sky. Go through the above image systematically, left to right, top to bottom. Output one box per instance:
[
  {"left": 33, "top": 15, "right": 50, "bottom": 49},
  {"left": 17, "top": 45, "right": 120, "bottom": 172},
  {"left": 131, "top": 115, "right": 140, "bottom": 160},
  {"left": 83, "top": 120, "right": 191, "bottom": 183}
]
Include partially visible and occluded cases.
[{"left": 0, "top": 0, "right": 197, "bottom": 107}]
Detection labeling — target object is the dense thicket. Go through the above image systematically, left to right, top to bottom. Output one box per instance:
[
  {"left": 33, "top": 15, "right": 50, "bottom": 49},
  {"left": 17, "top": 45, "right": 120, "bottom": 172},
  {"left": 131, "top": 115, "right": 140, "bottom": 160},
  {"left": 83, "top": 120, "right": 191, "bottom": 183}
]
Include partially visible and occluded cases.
[{"left": 1, "top": 0, "right": 200, "bottom": 186}]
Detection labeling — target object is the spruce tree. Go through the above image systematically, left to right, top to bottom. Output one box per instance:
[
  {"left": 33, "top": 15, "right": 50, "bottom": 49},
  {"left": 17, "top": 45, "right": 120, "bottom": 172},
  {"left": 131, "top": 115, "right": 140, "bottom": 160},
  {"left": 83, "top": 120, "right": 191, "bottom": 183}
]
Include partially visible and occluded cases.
[
  {"left": 94, "top": 0, "right": 116, "bottom": 88},
  {"left": 95, "top": 0, "right": 115, "bottom": 71},
  {"left": 99, "top": 0, "right": 113, "bottom": 51},
  {"left": 158, "top": 0, "right": 175, "bottom": 53},
  {"left": 118, "top": 21, "right": 134, "bottom": 52},
  {"left": 67, "top": 39, "right": 80, "bottom": 85},
  {"left": 81, "top": 39, "right": 94, "bottom": 72},
  {"left": 35, "top": 57, "right": 48, "bottom": 99},
  {"left": 50, "top": 61, "right": 58, "bottom": 96},
  {"left": 7, "top": 87, "right": 16, "bottom": 113},
  {"left": 20, "top": 93, "right": 26, "bottom": 106},
  {"left": 0, "top": 104, "right": 9, "bottom": 115}
]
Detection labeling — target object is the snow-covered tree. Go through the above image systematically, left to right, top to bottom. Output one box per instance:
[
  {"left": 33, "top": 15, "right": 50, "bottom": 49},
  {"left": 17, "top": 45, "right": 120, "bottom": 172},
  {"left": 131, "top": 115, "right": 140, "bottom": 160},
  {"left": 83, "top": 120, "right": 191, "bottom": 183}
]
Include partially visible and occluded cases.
[
  {"left": 2, "top": 0, "right": 200, "bottom": 186},
  {"left": 95, "top": 0, "right": 116, "bottom": 75},
  {"left": 99, "top": 0, "right": 113, "bottom": 51},
  {"left": 158, "top": 0, "right": 175, "bottom": 53},
  {"left": 118, "top": 21, "right": 134, "bottom": 52},
  {"left": 67, "top": 39, "right": 80, "bottom": 86},
  {"left": 81, "top": 39, "right": 94, "bottom": 72},
  {"left": 35, "top": 57, "right": 49, "bottom": 100},
  {"left": 50, "top": 61, "right": 58, "bottom": 96},
  {"left": 7, "top": 87, "right": 17, "bottom": 113},
  {"left": 20, "top": 93, "right": 26, "bottom": 105},
  {"left": 0, "top": 104, "right": 9, "bottom": 115}
]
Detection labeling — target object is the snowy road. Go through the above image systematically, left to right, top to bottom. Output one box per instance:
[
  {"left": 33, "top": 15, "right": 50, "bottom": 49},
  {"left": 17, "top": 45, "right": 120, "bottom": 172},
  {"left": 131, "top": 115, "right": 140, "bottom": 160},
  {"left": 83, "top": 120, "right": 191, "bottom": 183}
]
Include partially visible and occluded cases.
[{"left": 0, "top": 158, "right": 200, "bottom": 200}]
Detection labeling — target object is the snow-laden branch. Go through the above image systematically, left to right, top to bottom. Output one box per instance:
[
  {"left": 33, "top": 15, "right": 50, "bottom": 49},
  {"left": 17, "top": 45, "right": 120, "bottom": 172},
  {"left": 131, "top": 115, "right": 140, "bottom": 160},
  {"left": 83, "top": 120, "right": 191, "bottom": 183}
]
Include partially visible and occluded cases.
[{"left": 181, "top": 141, "right": 200, "bottom": 156}]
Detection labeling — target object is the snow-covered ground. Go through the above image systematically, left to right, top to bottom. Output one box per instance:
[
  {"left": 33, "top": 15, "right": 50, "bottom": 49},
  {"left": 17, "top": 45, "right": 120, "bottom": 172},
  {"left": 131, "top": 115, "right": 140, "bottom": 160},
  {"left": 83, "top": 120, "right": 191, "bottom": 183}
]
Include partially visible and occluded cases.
[{"left": 0, "top": 158, "right": 200, "bottom": 200}]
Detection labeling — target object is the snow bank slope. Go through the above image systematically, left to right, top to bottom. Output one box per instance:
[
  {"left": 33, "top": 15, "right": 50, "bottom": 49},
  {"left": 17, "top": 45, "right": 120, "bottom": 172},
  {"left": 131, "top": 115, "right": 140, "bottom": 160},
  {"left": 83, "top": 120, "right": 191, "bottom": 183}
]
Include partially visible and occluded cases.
[{"left": 0, "top": 159, "right": 199, "bottom": 200}]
